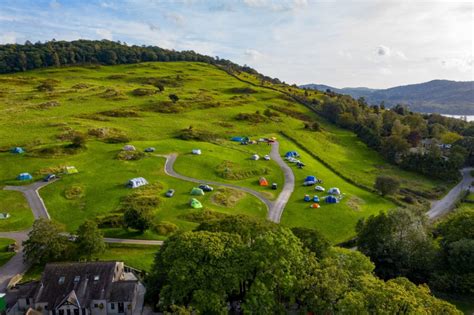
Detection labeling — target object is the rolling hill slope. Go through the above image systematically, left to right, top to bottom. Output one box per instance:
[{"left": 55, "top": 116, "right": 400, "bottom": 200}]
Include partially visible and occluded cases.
[{"left": 0, "top": 62, "right": 441, "bottom": 243}]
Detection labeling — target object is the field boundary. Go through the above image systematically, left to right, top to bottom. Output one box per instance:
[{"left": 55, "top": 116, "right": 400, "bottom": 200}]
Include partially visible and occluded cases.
[{"left": 279, "top": 131, "right": 403, "bottom": 207}]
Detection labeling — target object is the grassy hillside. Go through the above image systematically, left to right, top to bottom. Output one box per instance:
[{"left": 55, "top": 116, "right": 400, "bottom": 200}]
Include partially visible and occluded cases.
[{"left": 0, "top": 62, "right": 441, "bottom": 242}]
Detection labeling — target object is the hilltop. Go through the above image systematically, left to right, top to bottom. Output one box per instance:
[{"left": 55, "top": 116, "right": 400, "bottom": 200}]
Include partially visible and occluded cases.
[{"left": 301, "top": 80, "right": 474, "bottom": 115}]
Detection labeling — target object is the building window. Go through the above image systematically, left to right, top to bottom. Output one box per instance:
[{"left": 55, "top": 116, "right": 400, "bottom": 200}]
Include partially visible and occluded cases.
[
  {"left": 93, "top": 275, "right": 100, "bottom": 281},
  {"left": 58, "top": 276, "right": 65, "bottom": 284},
  {"left": 74, "top": 276, "right": 80, "bottom": 282},
  {"left": 25, "top": 298, "right": 30, "bottom": 305},
  {"left": 94, "top": 304, "right": 98, "bottom": 308},
  {"left": 67, "top": 309, "right": 71, "bottom": 315},
  {"left": 74, "top": 309, "right": 79, "bottom": 315},
  {"left": 81, "top": 309, "right": 86, "bottom": 315},
  {"left": 52, "top": 310, "right": 56, "bottom": 315},
  {"left": 59, "top": 310, "right": 64, "bottom": 315}
]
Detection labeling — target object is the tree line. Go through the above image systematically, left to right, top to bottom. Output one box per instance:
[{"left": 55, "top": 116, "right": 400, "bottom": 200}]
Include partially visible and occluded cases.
[{"left": 296, "top": 90, "right": 473, "bottom": 181}]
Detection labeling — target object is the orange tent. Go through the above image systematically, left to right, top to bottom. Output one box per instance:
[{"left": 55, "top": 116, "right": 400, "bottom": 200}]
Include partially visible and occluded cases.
[
  {"left": 259, "top": 177, "right": 269, "bottom": 186},
  {"left": 310, "top": 203, "right": 320, "bottom": 209}
]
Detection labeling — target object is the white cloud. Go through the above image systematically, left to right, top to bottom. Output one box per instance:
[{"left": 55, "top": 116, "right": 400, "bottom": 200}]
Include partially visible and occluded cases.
[
  {"left": 243, "top": 0, "right": 308, "bottom": 11},
  {"left": 165, "top": 13, "right": 185, "bottom": 26},
  {"left": 95, "top": 28, "right": 113, "bottom": 40},
  {"left": 376, "top": 45, "right": 391, "bottom": 57},
  {"left": 244, "top": 49, "right": 264, "bottom": 61},
  {"left": 441, "top": 57, "right": 473, "bottom": 72}
]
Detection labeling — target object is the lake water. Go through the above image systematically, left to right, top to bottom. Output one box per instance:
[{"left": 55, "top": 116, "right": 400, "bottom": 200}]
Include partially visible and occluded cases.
[{"left": 441, "top": 115, "right": 474, "bottom": 122}]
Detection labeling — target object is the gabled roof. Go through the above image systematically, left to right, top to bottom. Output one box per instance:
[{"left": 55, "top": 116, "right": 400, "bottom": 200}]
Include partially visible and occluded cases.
[{"left": 57, "top": 290, "right": 80, "bottom": 309}]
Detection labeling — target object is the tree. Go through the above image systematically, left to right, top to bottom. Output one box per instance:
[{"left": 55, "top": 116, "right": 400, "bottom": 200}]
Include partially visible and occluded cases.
[
  {"left": 169, "top": 94, "right": 179, "bottom": 103},
  {"left": 69, "top": 132, "right": 87, "bottom": 148},
  {"left": 441, "top": 132, "right": 463, "bottom": 144},
  {"left": 374, "top": 175, "right": 400, "bottom": 196},
  {"left": 123, "top": 207, "right": 153, "bottom": 232},
  {"left": 356, "top": 208, "right": 436, "bottom": 282},
  {"left": 23, "top": 218, "right": 70, "bottom": 265},
  {"left": 75, "top": 220, "right": 106, "bottom": 260},
  {"left": 290, "top": 227, "right": 330, "bottom": 258}
]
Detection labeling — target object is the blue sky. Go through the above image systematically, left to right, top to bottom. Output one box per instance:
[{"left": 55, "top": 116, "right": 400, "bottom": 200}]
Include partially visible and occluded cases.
[{"left": 0, "top": 0, "right": 472, "bottom": 88}]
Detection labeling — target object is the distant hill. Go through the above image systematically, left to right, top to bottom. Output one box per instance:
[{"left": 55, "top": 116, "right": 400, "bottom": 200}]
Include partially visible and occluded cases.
[{"left": 301, "top": 80, "right": 474, "bottom": 115}]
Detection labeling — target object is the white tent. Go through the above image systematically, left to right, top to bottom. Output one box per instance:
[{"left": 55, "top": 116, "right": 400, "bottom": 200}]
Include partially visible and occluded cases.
[
  {"left": 123, "top": 145, "right": 136, "bottom": 151},
  {"left": 192, "top": 149, "right": 202, "bottom": 155},
  {"left": 251, "top": 154, "right": 260, "bottom": 160},
  {"left": 127, "top": 177, "right": 148, "bottom": 188},
  {"left": 328, "top": 187, "right": 341, "bottom": 195}
]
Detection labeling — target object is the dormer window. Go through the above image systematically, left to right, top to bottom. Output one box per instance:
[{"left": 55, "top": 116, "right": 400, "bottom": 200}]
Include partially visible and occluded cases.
[
  {"left": 93, "top": 275, "right": 100, "bottom": 281},
  {"left": 58, "top": 276, "right": 65, "bottom": 284},
  {"left": 74, "top": 276, "right": 80, "bottom": 282}
]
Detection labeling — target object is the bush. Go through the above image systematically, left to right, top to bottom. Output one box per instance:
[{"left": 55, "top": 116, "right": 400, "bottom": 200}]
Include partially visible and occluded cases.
[
  {"left": 37, "top": 79, "right": 59, "bottom": 92},
  {"left": 228, "top": 87, "right": 257, "bottom": 94},
  {"left": 132, "top": 88, "right": 158, "bottom": 96},
  {"left": 36, "top": 101, "right": 60, "bottom": 110},
  {"left": 98, "top": 109, "right": 140, "bottom": 117},
  {"left": 235, "top": 112, "right": 268, "bottom": 123},
  {"left": 88, "top": 127, "right": 130, "bottom": 144},
  {"left": 177, "top": 127, "right": 219, "bottom": 142},
  {"left": 116, "top": 150, "right": 144, "bottom": 160},
  {"left": 216, "top": 160, "right": 270, "bottom": 180},
  {"left": 374, "top": 175, "right": 400, "bottom": 196},
  {"left": 121, "top": 183, "right": 163, "bottom": 211},
  {"left": 64, "top": 185, "right": 85, "bottom": 200},
  {"left": 210, "top": 188, "right": 245, "bottom": 207},
  {"left": 123, "top": 207, "right": 153, "bottom": 232},
  {"left": 180, "top": 210, "right": 228, "bottom": 223},
  {"left": 95, "top": 213, "right": 124, "bottom": 228},
  {"left": 153, "top": 221, "right": 179, "bottom": 236}
]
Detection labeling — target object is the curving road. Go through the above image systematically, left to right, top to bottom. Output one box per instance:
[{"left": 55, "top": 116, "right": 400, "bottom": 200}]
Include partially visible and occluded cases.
[
  {"left": 0, "top": 141, "right": 295, "bottom": 290},
  {"left": 160, "top": 141, "right": 294, "bottom": 223},
  {"left": 427, "top": 167, "right": 473, "bottom": 219}
]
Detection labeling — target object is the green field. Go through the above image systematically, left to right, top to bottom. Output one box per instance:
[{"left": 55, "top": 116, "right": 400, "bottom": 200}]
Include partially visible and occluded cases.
[
  {"left": 0, "top": 62, "right": 440, "bottom": 244},
  {"left": 0, "top": 190, "right": 34, "bottom": 231},
  {"left": 0, "top": 238, "right": 15, "bottom": 267},
  {"left": 97, "top": 244, "right": 157, "bottom": 271}
]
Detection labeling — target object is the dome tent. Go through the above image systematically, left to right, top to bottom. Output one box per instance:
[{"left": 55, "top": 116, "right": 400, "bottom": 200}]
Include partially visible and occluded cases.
[
  {"left": 11, "top": 147, "right": 24, "bottom": 154},
  {"left": 17, "top": 173, "right": 32, "bottom": 181},
  {"left": 190, "top": 187, "right": 205, "bottom": 195},
  {"left": 325, "top": 195, "right": 338, "bottom": 204},
  {"left": 190, "top": 198, "right": 203, "bottom": 209}
]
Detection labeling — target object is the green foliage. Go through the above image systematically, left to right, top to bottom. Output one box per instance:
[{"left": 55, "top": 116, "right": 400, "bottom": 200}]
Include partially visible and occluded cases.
[
  {"left": 132, "top": 88, "right": 158, "bottom": 96},
  {"left": 168, "top": 93, "right": 179, "bottom": 103},
  {"left": 235, "top": 111, "right": 268, "bottom": 123},
  {"left": 177, "top": 127, "right": 219, "bottom": 142},
  {"left": 116, "top": 150, "right": 145, "bottom": 160},
  {"left": 215, "top": 160, "right": 270, "bottom": 180},
  {"left": 374, "top": 175, "right": 400, "bottom": 196},
  {"left": 64, "top": 185, "right": 85, "bottom": 200},
  {"left": 123, "top": 207, "right": 153, "bottom": 233},
  {"left": 356, "top": 208, "right": 436, "bottom": 282},
  {"left": 179, "top": 210, "right": 228, "bottom": 223},
  {"left": 23, "top": 218, "right": 70, "bottom": 266},
  {"left": 75, "top": 220, "right": 106, "bottom": 260},
  {"left": 153, "top": 221, "right": 179, "bottom": 236},
  {"left": 290, "top": 226, "right": 330, "bottom": 259}
]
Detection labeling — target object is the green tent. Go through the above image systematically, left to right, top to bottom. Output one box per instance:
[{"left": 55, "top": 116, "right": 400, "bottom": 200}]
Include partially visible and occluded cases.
[
  {"left": 65, "top": 166, "right": 78, "bottom": 174},
  {"left": 190, "top": 187, "right": 205, "bottom": 195},
  {"left": 190, "top": 198, "right": 203, "bottom": 209}
]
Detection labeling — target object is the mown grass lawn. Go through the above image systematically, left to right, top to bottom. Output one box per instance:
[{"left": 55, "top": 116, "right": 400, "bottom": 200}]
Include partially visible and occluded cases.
[
  {"left": 278, "top": 138, "right": 395, "bottom": 243},
  {"left": 0, "top": 190, "right": 34, "bottom": 232},
  {"left": 0, "top": 238, "right": 15, "bottom": 267},
  {"left": 98, "top": 244, "right": 158, "bottom": 272}
]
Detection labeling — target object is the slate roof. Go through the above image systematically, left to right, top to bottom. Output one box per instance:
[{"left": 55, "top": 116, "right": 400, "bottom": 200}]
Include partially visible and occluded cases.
[{"left": 17, "top": 261, "right": 139, "bottom": 309}]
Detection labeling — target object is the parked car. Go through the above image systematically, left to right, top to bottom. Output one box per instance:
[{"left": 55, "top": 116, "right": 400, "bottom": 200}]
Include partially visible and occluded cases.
[
  {"left": 144, "top": 147, "right": 156, "bottom": 152},
  {"left": 264, "top": 155, "right": 271, "bottom": 161},
  {"left": 43, "top": 174, "right": 56, "bottom": 182},
  {"left": 303, "top": 180, "right": 316, "bottom": 186},
  {"left": 271, "top": 183, "right": 277, "bottom": 190},
  {"left": 199, "top": 184, "right": 214, "bottom": 192},
  {"left": 315, "top": 185, "right": 325, "bottom": 192},
  {"left": 165, "top": 189, "right": 175, "bottom": 197}
]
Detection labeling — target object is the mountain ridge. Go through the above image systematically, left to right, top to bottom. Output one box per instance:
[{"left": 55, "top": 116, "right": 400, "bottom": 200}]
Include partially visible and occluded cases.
[{"left": 301, "top": 79, "right": 474, "bottom": 115}]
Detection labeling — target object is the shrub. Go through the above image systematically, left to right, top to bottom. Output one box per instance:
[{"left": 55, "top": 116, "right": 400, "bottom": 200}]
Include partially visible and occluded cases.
[
  {"left": 37, "top": 79, "right": 59, "bottom": 92},
  {"left": 71, "top": 83, "right": 90, "bottom": 89},
  {"left": 228, "top": 87, "right": 257, "bottom": 94},
  {"left": 99, "top": 88, "right": 127, "bottom": 100},
  {"left": 132, "top": 88, "right": 157, "bottom": 96},
  {"left": 36, "top": 101, "right": 60, "bottom": 109},
  {"left": 98, "top": 109, "right": 140, "bottom": 117},
  {"left": 235, "top": 112, "right": 268, "bottom": 123},
  {"left": 177, "top": 127, "right": 219, "bottom": 142},
  {"left": 116, "top": 150, "right": 144, "bottom": 160},
  {"left": 216, "top": 160, "right": 270, "bottom": 180},
  {"left": 375, "top": 176, "right": 401, "bottom": 196},
  {"left": 121, "top": 183, "right": 163, "bottom": 211},
  {"left": 64, "top": 185, "right": 85, "bottom": 200},
  {"left": 210, "top": 188, "right": 245, "bottom": 207},
  {"left": 123, "top": 207, "right": 153, "bottom": 232},
  {"left": 180, "top": 210, "right": 228, "bottom": 223},
  {"left": 95, "top": 213, "right": 124, "bottom": 228},
  {"left": 153, "top": 221, "right": 179, "bottom": 236}
]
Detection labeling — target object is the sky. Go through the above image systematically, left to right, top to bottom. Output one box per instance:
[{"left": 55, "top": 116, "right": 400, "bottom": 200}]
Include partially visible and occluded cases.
[{"left": 0, "top": 0, "right": 473, "bottom": 88}]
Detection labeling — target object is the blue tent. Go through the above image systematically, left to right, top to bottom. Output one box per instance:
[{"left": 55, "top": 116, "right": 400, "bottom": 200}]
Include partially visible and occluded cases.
[
  {"left": 231, "top": 136, "right": 249, "bottom": 142},
  {"left": 11, "top": 147, "right": 24, "bottom": 154},
  {"left": 285, "top": 151, "right": 299, "bottom": 158},
  {"left": 17, "top": 173, "right": 32, "bottom": 181},
  {"left": 305, "top": 175, "right": 316, "bottom": 182},
  {"left": 304, "top": 195, "right": 311, "bottom": 202},
  {"left": 313, "top": 195, "right": 320, "bottom": 202},
  {"left": 325, "top": 195, "right": 338, "bottom": 204}
]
